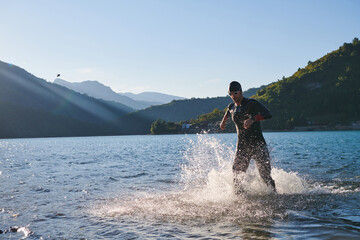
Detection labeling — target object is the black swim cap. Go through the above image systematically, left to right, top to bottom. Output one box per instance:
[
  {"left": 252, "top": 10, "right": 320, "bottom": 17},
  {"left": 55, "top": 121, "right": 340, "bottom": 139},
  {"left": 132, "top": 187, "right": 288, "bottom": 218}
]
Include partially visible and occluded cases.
[{"left": 228, "top": 81, "right": 242, "bottom": 92}]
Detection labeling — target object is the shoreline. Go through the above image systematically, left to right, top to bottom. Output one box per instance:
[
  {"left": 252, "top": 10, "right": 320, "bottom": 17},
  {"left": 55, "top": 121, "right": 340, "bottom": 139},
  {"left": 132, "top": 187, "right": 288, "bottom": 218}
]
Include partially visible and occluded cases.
[{"left": 1, "top": 128, "right": 359, "bottom": 140}]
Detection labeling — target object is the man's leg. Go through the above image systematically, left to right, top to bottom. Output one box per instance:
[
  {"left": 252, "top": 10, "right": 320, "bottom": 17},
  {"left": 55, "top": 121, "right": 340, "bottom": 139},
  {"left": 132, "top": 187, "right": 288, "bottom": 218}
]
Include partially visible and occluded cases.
[
  {"left": 254, "top": 144, "right": 276, "bottom": 192},
  {"left": 233, "top": 148, "right": 251, "bottom": 194}
]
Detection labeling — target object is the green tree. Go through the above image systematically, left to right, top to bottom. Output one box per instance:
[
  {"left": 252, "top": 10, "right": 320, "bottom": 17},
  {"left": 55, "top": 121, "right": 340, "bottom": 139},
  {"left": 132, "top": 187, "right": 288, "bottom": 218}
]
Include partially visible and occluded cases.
[
  {"left": 353, "top": 37, "right": 359, "bottom": 44},
  {"left": 150, "top": 119, "right": 167, "bottom": 134},
  {"left": 150, "top": 119, "right": 181, "bottom": 134}
]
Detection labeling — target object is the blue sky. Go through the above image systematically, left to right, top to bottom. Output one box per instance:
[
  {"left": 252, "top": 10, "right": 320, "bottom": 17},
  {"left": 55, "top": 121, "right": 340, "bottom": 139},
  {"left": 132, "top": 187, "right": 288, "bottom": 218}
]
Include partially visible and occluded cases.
[{"left": 0, "top": 0, "right": 359, "bottom": 98}]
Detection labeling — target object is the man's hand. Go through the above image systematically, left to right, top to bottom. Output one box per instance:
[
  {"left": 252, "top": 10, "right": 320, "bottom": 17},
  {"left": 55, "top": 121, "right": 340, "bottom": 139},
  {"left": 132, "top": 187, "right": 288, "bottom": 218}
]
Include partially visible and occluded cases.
[
  {"left": 220, "top": 115, "right": 228, "bottom": 130},
  {"left": 244, "top": 118, "right": 254, "bottom": 129}
]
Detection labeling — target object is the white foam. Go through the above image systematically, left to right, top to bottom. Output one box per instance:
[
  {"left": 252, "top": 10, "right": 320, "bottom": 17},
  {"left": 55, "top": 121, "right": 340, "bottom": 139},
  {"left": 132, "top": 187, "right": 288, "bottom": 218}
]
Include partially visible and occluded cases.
[
  {"left": 272, "top": 168, "right": 307, "bottom": 194},
  {"left": 17, "top": 226, "right": 32, "bottom": 239}
]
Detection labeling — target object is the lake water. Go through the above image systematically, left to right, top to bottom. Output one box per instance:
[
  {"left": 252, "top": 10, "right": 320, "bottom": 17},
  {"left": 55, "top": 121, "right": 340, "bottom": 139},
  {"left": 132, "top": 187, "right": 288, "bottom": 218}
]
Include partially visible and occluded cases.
[{"left": 0, "top": 131, "right": 359, "bottom": 239}]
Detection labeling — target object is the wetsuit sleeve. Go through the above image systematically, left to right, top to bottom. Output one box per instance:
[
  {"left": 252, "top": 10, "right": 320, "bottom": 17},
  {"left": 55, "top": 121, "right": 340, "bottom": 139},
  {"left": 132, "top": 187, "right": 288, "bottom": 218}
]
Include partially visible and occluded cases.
[{"left": 251, "top": 100, "right": 272, "bottom": 121}]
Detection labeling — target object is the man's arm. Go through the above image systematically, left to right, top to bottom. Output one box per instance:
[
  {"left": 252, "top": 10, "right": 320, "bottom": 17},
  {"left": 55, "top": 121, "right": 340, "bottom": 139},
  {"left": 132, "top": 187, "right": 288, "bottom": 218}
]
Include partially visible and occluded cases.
[
  {"left": 244, "top": 100, "right": 272, "bottom": 129},
  {"left": 252, "top": 100, "right": 272, "bottom": 120},
  {"left": 220, "top": 103, "right": 233, "bottom": 130},
  {"left": 220, "top": 111, "right": 229, "bottom": 130}
]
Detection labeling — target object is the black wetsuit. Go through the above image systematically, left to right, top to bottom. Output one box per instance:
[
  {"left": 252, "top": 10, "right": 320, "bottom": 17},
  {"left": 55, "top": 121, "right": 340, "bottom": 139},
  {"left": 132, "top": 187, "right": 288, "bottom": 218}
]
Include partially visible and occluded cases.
[{"left": 225, "top": 97, "right": 275, "bottom": 190}]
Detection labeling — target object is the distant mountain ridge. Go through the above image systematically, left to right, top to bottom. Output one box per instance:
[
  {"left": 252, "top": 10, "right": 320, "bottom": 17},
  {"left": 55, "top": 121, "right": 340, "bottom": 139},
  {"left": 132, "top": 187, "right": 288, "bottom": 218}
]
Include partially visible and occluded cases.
[
  {"left": 0, "top": 59, "right": 269, "bottom": 138},
  {"left": 1, "top": 59, "right": 263, "bottom": 138},
  {"left": 0, "top": 60, "right": 132, "bottom": 138},
  {"left": 54, "top": 79, "right": 184, "bottom": 110},
  {"left": 112, "top": 86, "right": 267, "bottom": 135},
  {"left": 120, "top": 91, "right": 185, "bottom": 104}
]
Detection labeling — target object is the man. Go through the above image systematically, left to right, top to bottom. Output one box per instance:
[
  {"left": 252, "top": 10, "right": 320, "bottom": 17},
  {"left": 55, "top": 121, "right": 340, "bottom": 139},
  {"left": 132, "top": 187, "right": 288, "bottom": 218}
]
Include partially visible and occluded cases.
[{"left": 220, "top": 81, "right": 276, "bottom": 193}]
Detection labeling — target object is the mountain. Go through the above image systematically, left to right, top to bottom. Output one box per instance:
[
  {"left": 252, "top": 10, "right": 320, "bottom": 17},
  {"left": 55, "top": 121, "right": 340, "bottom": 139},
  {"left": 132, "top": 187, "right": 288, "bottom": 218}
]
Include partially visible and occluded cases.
[
  {"left": 9, "top": 36, "right": 357, "bottom": 138},
  {"left": 159, "top": 37, "right": 360, "bottom": 133},
  {"left": 255, "top": 38, "right": 360, "bottom": 130},
  {"left": 0, "top": 58, "right": 267, "bottom": 138},
  {"left": 0, "top": 61, "right": 132, "bottom": 138},
  {"left": 54, "top": 79, "right": 184, "bottom": 109},
  {"left": 132, "top": 84, "right": 266, "bottom": 123},
  {"left": 244, "top": 84, "right": 271, "bottom": 98},
  {"left": 112, "top": 86, "right": 266, "bottom": 135},
  {"left": 120, "top": 92, "right": 185, "bottom": 103},
  {"left": 117, "top": 97, "right": 230, "bottom": 134}
]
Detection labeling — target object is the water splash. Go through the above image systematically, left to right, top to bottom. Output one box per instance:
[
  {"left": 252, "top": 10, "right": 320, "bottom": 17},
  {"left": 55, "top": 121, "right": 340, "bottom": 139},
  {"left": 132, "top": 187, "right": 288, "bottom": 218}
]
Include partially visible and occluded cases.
[
  {"left": 91, "top": 133, "right": 344, "bottom": 222},
  {"left": 180, "top": 133, "right": 236, "bottom": 202},
  {"left": 180, "top": 134, "right": 307, "bottom": 197}
]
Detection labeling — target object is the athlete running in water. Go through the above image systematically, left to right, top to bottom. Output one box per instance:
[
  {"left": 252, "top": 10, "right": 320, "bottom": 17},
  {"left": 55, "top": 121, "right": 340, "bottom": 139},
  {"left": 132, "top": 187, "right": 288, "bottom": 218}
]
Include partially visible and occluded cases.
[{"left": 220, "top": 81, "right": 276, "bottom": 194}]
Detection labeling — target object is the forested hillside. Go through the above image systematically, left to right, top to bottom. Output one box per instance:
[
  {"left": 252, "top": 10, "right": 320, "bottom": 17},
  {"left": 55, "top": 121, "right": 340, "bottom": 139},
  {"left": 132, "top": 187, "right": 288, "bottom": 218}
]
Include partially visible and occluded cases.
[
  {"left": 151, "top": 38, "right": 360, "bottom": 133},
  {"left": 257, "top": 38, "right": 360, "bottom": 130}
]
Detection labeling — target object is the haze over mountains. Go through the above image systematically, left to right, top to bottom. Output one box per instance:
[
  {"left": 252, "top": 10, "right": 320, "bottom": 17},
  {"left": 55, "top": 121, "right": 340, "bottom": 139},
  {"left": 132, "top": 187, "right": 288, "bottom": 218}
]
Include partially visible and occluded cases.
[{"left": 54, "top": 79, "right": 185, "bottom": 110}]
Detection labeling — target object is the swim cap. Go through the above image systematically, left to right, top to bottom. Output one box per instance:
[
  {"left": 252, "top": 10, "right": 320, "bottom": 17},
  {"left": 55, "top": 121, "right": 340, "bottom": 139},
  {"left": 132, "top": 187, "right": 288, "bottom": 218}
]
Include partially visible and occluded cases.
[{"left": 228, "top": 81, "right": 242, "bottom": 92}]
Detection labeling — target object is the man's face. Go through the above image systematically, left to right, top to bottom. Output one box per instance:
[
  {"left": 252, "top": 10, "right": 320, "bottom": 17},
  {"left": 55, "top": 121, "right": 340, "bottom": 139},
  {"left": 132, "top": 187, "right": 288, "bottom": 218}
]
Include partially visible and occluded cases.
[{"left": 229, "top": 90, "right": 242, "bottom": 102}]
